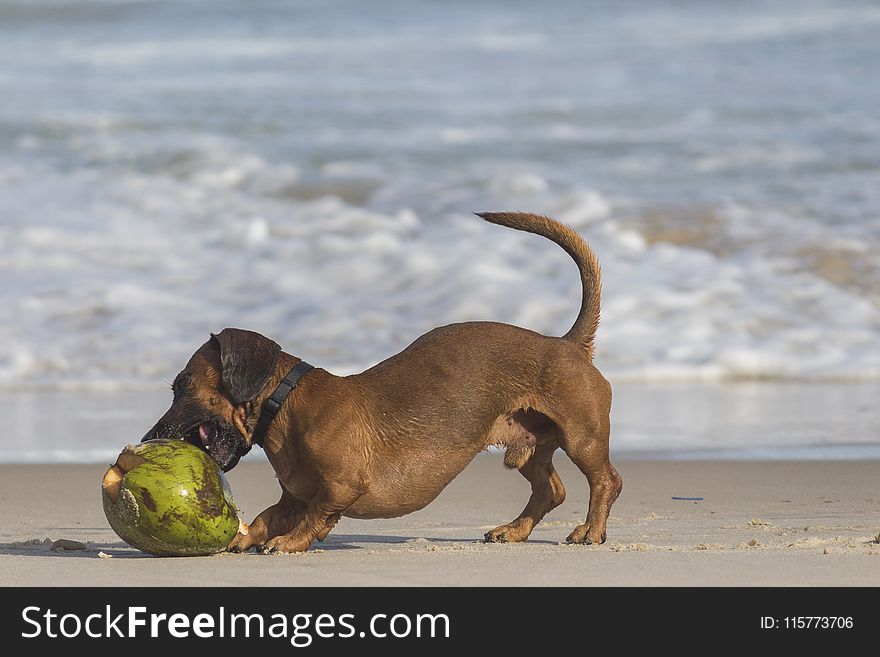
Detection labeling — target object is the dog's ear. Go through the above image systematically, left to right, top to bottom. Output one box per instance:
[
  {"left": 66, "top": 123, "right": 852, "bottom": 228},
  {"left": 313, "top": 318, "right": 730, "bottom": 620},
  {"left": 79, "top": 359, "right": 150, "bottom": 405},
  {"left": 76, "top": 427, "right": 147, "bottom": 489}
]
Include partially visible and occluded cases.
[{"left": 210, "top": 328, "right": 281, "bottom": 404}]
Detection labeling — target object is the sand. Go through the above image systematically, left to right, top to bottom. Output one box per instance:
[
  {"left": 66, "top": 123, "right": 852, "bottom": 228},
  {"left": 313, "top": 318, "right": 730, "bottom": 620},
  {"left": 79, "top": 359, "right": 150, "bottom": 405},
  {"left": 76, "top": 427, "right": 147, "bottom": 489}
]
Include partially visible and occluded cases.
[{"left": 1, "top": 456, "right": 878, "bottom": 586}]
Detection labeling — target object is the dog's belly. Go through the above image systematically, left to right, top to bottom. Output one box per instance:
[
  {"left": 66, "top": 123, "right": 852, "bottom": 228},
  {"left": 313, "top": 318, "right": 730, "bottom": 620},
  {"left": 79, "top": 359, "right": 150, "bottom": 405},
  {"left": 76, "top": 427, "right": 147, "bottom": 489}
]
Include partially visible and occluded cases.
[
  {"left": 343, "top": 447, "right": 480, "bottom": 519},
  {"left": 344, "top": 495, "right": 432, "bottom": 519}
]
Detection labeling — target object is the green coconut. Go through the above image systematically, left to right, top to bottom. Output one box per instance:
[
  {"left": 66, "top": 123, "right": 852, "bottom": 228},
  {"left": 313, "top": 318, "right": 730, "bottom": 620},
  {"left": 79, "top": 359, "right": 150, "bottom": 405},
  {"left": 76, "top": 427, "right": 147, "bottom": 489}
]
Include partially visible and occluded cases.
[{"left": 101, "top": 439, "right": 240, "bottom": 556}]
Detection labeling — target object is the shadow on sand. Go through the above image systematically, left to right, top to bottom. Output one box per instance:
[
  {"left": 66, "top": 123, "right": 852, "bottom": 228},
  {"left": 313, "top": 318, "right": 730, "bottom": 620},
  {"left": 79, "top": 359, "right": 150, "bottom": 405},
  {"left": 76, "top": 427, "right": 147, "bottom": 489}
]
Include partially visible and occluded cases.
[{"left": 0, "top": 531, "right": 553, "bottom": 558}]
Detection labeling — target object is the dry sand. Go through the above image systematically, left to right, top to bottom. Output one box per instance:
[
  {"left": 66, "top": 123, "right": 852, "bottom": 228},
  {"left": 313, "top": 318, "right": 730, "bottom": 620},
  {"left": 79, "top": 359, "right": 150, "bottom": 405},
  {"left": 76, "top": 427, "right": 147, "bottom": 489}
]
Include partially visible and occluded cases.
[{"left": 1, "top": 456, "right": 878, "bottom": 586}]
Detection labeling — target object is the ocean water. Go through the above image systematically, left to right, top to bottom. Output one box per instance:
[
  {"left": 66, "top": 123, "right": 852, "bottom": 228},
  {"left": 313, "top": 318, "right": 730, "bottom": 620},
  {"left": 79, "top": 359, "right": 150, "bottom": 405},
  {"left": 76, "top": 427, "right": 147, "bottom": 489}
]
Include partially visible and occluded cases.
[{"left": 0, "top": 1, "right": 879, "bottom": 459}]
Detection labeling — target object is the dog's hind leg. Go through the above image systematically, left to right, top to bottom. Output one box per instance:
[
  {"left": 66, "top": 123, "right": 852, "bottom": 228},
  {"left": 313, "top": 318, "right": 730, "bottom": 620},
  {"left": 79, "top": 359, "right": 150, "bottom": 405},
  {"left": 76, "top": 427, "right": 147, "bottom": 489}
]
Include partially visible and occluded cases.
[
  {"left": 559, "top": 421, "right": 622, "bottom": 545},
  {"left": 484, "top": 443, "right": 566, "bottom": 543}
]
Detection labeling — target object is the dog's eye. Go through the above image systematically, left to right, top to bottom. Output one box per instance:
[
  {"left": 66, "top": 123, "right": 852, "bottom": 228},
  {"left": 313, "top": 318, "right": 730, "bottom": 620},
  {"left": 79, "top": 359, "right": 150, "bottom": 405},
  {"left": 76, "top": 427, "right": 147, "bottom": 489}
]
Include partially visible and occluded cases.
[{"left": 171, "top": 372, "right": 193, "bottom": 400}]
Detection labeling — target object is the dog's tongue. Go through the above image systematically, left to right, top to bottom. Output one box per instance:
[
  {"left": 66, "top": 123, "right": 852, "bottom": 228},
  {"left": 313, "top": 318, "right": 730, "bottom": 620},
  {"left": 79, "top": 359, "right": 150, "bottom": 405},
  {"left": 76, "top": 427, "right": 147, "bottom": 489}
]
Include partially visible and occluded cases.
[{"left": 198, "top": 423, "right": 214, "bottom": 447}]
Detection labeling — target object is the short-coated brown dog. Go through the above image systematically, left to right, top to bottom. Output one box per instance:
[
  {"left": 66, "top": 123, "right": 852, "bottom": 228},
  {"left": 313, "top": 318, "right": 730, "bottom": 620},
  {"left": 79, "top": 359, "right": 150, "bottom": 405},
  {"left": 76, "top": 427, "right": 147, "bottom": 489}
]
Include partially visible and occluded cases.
[{"left": 142, "top": 212, "right": 622, "bottom": 553}]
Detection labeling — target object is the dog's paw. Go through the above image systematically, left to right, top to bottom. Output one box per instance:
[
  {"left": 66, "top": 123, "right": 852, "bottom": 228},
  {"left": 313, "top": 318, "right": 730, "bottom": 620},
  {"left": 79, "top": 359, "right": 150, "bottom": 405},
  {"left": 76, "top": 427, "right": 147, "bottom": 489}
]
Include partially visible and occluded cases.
[
  {"left": 227, "top": 518, "right": 269, "bottom": 553},
  {"left": 484, "top": 520, "right": 532, "bottom": 544},
  {"left": 565, "top": 523, "right": 606, "bottom": 545},
  {"left": 484, "top": 530, "right": 507, "bottom": 543},
  {"left": 227, "top": 532, "right": 256, "bottom": 553},
  {"left": 261, "top": 534, "right": 313, "bottom": 554}
]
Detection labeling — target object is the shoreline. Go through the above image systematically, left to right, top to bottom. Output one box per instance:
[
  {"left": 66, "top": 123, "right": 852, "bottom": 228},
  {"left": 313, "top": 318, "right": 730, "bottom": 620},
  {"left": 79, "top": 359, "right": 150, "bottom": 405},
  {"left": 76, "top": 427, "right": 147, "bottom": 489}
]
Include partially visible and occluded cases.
[
  {"left": 3, "top": 381, "right": 880, "bottom": 464},
  {"left": 1, "top": 457, "right": 878, "bottom": 586}
]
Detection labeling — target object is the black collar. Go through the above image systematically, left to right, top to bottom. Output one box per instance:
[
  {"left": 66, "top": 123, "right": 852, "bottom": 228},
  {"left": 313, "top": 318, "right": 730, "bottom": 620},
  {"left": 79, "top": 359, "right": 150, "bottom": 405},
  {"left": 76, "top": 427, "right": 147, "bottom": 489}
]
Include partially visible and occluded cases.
[{"left": 250, "top": 360, "right": 314, "bottom": 447}]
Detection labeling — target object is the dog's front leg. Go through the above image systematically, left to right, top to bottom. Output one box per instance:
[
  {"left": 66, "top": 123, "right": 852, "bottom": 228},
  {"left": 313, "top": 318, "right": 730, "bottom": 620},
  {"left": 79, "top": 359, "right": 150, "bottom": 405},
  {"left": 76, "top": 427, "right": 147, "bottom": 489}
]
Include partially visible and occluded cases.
[
  {"left": 261, "top": 480, "right": 363, "bottom": 554},
  {"left": 228, "top": 491, "right": 307, "bottom": 553}
]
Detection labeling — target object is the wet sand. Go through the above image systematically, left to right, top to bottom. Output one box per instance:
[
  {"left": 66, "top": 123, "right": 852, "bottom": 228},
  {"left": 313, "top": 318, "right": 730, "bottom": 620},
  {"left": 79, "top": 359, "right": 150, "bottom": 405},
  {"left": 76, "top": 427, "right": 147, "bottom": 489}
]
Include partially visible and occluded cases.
[{"left": 1, "top": 457, "right": 878, "bottom": 586}]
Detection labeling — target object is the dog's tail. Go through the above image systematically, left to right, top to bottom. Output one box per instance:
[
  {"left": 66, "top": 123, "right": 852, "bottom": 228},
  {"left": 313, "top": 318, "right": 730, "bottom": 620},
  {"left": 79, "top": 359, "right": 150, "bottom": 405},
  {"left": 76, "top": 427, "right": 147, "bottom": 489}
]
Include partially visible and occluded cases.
[{"left": 476, "top": 212, "right": 601, "bottom": 360}]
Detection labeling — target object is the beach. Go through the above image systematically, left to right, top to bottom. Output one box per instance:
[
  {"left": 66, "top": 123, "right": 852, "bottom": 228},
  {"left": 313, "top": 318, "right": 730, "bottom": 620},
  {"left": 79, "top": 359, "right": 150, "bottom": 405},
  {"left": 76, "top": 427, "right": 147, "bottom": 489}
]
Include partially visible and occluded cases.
[
  {"left": 2, "top": 382, "right": 878, "bottom": 586},
  {"left": 2, "top": 457, "right": 877, "bottom": 586}
]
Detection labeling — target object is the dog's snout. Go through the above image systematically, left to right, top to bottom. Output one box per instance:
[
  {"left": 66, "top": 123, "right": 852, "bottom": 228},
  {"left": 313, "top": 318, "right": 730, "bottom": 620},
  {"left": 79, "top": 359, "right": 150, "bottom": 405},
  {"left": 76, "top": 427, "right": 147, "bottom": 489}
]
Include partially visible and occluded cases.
[
  {"left": 142, "top": 407, "right": 177, "bottom": 443},
  {"left": 141, "top": 418, "right": 171, "bottom": 443}
]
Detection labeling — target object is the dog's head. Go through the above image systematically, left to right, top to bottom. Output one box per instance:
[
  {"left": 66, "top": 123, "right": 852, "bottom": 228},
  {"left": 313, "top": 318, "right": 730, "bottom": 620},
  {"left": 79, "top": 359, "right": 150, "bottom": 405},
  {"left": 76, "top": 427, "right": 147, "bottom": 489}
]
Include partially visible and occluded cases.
[{"left": 141, "top": 328, "right": 281, "bottom": 472}]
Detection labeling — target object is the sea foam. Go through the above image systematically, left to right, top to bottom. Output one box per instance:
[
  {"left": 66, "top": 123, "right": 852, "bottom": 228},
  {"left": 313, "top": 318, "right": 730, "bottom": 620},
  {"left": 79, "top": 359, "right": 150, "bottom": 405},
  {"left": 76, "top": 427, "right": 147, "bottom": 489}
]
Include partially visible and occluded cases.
[{"left": 2, "top": 0, "right": 879, "bottom": 388}]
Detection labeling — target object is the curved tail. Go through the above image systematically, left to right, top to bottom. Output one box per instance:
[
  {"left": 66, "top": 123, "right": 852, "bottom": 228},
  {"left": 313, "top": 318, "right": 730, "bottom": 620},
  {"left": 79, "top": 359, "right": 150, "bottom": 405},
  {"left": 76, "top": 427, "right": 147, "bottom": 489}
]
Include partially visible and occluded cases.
[{"left": 476, "top": 212, "right": 601, "bottom": 360}]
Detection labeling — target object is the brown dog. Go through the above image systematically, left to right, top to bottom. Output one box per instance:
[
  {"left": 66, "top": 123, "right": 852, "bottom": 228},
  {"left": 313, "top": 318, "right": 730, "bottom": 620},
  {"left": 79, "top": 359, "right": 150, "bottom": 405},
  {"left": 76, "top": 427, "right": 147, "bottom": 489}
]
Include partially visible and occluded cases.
[{"left": 142, "top": 212, "right": 621, "bottom": 553}]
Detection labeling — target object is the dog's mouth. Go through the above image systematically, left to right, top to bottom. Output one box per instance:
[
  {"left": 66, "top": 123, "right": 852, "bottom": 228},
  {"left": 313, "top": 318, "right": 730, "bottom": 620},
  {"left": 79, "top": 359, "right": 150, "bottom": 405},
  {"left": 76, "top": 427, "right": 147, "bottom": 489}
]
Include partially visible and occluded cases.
[
  {"left": 142, "top": 414, "right": 247, "bottom": 472},
  {"left": 181, "top": 419, "right": 248, "bottom": 472},
  {"left": 182, "top": 421, "right": 211, "bottom": 450},
  {"left": 194, "top": 422, "right": 217, "bottom": 449}
]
